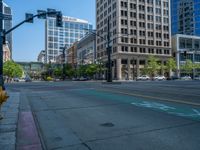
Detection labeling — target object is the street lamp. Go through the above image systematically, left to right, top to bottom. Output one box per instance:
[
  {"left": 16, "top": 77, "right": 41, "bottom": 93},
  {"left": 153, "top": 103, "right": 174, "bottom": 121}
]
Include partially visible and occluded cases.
[{"left": 61, "top": 46, "right": 67, "bottom": 80}]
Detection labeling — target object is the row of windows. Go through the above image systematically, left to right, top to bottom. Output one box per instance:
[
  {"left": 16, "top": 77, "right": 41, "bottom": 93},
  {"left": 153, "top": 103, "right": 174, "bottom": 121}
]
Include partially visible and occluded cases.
[
  {"left": 120, "top": 0, "right": 169, "bottom": 8},
  {"left": 121, "top": 11, "right": 169, "bottom": 23},
  {"left": 121, "top": 19, "right": 169, "bottom": 31},
  {"left": 48, "top": 20, "right": 92, "bottom": 30},
  {"left": 121, "top": 28, "right": 169, "bottom": 37},
  {"left": 120, "top": 37, "right": 169, "bottom": 46},
  {"left": 121, "top": 46, "right": 170, "bottom": 54},
  {"left": 97, "top": 47, "right": 170, "bottom": 57},
  {"left": 180, "top": 53, "right": 200, "bottom": 62}
]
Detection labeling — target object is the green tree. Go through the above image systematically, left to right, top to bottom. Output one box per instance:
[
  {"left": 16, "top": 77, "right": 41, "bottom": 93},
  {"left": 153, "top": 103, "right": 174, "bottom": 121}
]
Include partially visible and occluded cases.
[
  {"left": 145, "top": 56, "right": 160, "bottom": 77},
  {"left": 166, "top": 58, "right": 176, "bottom": 77},
  {"left": 181, "top": 59, "right": 194, "bottom": 75},
  {"left": 3, "top": 61, "right": 23, "bottom": 78},
  {"left": 65, "top": 64, "right": 75, "bottom": 78},
  {"left": 86, "top": 64, "right": 98, "bottom": 78},
  {"left": 53, "top": 67, "right": 62, "bottom": 78}
]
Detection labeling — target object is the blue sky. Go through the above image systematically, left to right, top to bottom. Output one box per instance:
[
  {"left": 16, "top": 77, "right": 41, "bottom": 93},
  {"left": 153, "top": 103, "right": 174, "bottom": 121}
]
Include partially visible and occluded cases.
[{"left": 5, "top": 0, "right": 95, "bottom": 62}]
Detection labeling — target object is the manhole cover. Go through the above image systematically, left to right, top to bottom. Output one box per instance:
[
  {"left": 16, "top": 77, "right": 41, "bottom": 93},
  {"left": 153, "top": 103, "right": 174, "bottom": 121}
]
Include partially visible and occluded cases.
[{"left": 100, "top": 122, "right": 114, "bottom": 127}]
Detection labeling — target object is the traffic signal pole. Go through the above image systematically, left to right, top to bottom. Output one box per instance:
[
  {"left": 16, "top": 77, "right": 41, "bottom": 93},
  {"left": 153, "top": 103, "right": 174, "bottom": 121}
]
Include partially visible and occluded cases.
[
  {"left": 0, "top": 0, "right": 4, "bottom": 89},
  {"left": 0, "top": 5, "right": 63, "bottom": 119}
]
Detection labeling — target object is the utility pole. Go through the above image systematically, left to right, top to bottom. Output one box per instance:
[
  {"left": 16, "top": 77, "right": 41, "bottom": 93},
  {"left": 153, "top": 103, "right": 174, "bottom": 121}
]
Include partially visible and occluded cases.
[
  {"left": 0, "top": 0, "right": 4, "bottom": 89},
  {"left": 107, "top": 18, "right": 112, "bottom": 82},
  {"left": 62, "top": 47, "right": 66, "bottom": 80}
]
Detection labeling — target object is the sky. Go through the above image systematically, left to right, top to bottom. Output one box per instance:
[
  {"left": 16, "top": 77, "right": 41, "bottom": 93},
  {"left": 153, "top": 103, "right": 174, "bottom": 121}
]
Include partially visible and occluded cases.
[{"left": 4, "top": 0, "right": 96, "bottom": 62}]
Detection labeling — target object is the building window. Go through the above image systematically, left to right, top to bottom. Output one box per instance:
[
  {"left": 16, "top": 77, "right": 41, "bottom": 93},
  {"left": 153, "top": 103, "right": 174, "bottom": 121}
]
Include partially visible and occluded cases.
[
  {"left": 121, "top": 46, "right": 128, "bottom": 52},
  {"left": 140, "top": 48, "right": 146, "bottom": 53},
  {"left": 148, "top": 48, "right": 154, "bottom": 53}
]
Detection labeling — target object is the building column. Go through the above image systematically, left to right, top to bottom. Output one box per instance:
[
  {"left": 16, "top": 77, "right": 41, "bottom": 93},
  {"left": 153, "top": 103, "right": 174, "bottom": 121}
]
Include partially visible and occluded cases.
[
  {"left": 117, "top": 58, "right": 122, "bottom": 80},
  {"left": 136, "top": 58, "right": 140, "bottom": 77},
  {"left": 127, "top": 59, "right": 131, "bottom": 80}
]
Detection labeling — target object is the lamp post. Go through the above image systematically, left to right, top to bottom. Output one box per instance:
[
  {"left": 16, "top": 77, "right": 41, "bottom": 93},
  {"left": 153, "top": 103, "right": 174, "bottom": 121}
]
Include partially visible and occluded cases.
[
  {"left": 0, "top": 0, "right": 7, "bottom": 90},
  {"left": 62, "top": 46, "right": 66, "bottom": 80}
]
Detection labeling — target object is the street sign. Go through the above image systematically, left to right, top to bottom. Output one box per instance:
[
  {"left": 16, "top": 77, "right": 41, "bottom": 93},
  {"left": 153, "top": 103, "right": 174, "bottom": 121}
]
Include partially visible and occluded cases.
[
  {"left": 37, "top": 10, "right": 47, "bottom": 19},
  {"left": 25, "top": 13, "right": 34, "bottom": 23}
]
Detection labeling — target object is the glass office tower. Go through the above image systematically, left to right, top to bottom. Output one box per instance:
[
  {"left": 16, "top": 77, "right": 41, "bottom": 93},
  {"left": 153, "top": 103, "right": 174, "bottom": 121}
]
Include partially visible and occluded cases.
[
  {"left": 171, "top": 0, "right": 200, "bottom": 36},
  {"left": 3, "top": 2, "right": 12, "bottom": 56},
  {"left": 45, "top": 16, "right": 92, "bottom": 63}
]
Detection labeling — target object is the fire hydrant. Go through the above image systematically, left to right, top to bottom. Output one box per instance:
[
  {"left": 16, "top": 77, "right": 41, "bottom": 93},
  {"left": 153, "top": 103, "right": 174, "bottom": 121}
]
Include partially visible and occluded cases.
[{"left": 0, "top": 87, "right": 9, "bottom": 120}]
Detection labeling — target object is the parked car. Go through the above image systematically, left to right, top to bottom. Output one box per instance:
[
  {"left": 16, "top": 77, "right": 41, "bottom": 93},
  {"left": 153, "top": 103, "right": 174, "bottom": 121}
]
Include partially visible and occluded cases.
[
  {"left": 136, "top": 75, "right": 150, "bottom": 81},
  {"left": 153, "top": 75, "right": 166, "bottom": 81},
  {"left": 181, "top": 75, "right": 192, "bottom": 80},
  {"left": 194, "top": 75, "right": 200, "bottom": 80},
  {"left": 166, "top": 76, "right": 180, "bottom": 80},
  {"left": 13, "top": 77, "right": 19, "bottom": 82},
  {"left": 25, "top": 77, "right": 32, "bottom": 82},
  {"left": 72, "top": 77, "right": 80, "bottom": 81},
  {"left": 79, "top": 77, "right": 88, "bottom": 81}
]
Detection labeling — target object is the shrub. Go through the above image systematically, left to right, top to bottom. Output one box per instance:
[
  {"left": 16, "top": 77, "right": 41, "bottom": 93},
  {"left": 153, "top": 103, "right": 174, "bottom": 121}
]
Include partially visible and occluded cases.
[{"left": 46, "top": 76, "right": 53, "bottom": 81}]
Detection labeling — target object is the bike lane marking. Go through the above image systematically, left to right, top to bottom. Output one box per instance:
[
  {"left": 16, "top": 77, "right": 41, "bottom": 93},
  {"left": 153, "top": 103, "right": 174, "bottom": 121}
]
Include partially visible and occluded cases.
[{"left": 73, "top": 89, "right": 200, "bottom": 121}]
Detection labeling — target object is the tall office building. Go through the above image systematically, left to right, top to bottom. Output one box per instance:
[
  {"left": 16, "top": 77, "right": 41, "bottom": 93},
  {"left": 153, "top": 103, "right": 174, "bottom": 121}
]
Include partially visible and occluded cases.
[
  {"left": 96, "top": 0, "right": 171, "bottom": 80},
  {"left": 171, "top": 0, "right": 200, "bottom": 36},
  {"left": 3, "top": 2, "right": 12, "bottom": 58},
  {"left": 45, "top": 16, "right": 93, "bottom": 63}
]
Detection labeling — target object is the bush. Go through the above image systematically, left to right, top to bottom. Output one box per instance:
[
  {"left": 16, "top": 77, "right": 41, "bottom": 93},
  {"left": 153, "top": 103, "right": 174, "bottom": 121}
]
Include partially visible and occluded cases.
[{"left": 46, "top": 76, "right": 53, "bottom": 81}]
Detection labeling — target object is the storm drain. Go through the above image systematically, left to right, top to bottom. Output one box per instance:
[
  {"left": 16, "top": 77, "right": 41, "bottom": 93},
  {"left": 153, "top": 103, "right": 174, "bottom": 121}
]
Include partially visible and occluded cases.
[{"left": 100, "top": 122, "right": 114, "bottom": 127}]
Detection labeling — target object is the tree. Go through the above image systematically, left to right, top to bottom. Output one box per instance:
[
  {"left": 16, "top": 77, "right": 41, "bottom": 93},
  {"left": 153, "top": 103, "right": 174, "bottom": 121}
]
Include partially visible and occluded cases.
[
  {"left": 145, "top": 56, "right": 160, "bottom": 77},
  {"left": 166, "top": 58, "right": 176, "bottom": 77},
  {"left": 181, "top": 59, "right": 194, "bottom": 75},
  {"left": 3, "top": 61, "right": 23, "bottom": 78},
  {"left": 65, "top": 64, "right": 75, "bottom": 78},
  {"left": 86, "top": 64, "right": 98, "bottom": 78},
  {"left": 53, "top": 67, "right": 62, "bottom": 78}
]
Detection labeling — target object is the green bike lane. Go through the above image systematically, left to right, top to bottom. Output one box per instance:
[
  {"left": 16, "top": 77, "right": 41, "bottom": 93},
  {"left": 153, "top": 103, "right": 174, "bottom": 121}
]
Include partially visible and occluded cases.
[{"left": 74, "top": 88, "right": 200, "bottom": 122}]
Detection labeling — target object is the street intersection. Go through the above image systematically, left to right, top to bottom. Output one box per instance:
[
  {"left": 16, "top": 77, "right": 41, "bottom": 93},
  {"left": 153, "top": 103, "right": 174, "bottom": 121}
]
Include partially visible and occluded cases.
[{"left": 1, "top": 80, "right": 200, "bottom": 150}]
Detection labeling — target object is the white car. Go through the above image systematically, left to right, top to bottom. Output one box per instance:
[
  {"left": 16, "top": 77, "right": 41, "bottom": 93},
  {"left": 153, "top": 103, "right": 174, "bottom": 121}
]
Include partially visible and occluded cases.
[
  {"left": 137, "top": 75, "right": 150, "bottom": 81},
  {"left": 153, "top": 75, "right": 166, "bottom": 81},
  {"left": 181, "top": 76, "right": 192, "bottom": 80}
]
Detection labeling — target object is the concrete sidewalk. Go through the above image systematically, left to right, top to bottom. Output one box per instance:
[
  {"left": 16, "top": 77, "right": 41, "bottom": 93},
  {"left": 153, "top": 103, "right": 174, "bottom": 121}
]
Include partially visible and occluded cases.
[{"left": 0, "top": 92, "right": 20, "bottom": 150}]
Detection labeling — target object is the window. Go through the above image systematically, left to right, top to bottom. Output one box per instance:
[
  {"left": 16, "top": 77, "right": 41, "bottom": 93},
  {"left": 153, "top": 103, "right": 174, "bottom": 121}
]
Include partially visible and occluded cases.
[{"left": 140, "top": 48, "right": 146, "bottom": 53}]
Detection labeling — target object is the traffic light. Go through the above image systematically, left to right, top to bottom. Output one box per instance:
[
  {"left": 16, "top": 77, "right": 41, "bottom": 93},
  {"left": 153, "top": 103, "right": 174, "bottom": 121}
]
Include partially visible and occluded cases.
[
  {"left": 56, "top": 11, "right": 63, "bottom": 27},
  {"left": 25, "top": 13, "right": 34, "bottom": 23},
  {"left": 0, "top": 87, "right": 9, "bottom": 106}
]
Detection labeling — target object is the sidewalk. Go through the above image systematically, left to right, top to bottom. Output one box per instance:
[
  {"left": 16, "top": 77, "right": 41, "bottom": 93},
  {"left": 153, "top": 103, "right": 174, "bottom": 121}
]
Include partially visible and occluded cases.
[{"left": 0, "top": 92, "right": 20, "bottom": 150}]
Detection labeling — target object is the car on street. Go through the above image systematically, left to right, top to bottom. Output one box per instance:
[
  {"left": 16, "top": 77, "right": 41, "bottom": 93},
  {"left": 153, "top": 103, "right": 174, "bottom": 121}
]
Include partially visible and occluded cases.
[
  {"left": 136, "top": 75, "right": 150, "bottom": 81},
  {"left": 153, "top": 75, "right": 166, "bottom": 81},
  {"left": 181, "top": 75, "right": 192, "bottom": 80},
  {"left": 194, "top": 75, "right": 200, "bottom": 80},
  {"left": 13, "top": 77, "right": 19, "bottom": 82},
  {"left": 25, "top": 77, "right": 32, "bottom": 82},
  {"left": 72, "top": 77, "right": 80, "bottom": 81},
  {"left": 79, "top": 77, "right": 88, "bottom": 81}
]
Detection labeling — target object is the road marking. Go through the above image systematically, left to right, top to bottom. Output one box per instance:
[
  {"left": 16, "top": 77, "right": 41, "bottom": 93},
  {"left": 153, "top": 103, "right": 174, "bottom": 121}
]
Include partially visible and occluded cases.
[
  {"left": 96, "top": 88, "right": 200, "bottom": 107},
  {"left": 75, "top": 89, "right": 200, "bottom": 121},
  {"left": 131, "top": 101, "right": 200, "bottom": 120}
]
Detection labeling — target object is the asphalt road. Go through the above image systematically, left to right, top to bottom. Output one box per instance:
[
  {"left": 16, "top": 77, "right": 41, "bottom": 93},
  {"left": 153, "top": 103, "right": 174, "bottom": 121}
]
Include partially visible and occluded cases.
[{"left": 6, "top": 80, "right": 200, "bottom": 150}]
